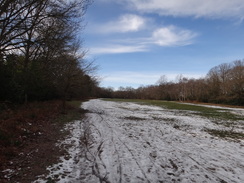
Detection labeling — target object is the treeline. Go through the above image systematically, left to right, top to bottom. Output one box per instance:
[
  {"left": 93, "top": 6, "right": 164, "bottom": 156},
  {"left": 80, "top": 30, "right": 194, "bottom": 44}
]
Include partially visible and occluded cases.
[
  {"left": 0, "top": 0, "right": 98, "bottom": 103},
  {"left": 100, "top": 60, "right": 244, "bottom": 105}
]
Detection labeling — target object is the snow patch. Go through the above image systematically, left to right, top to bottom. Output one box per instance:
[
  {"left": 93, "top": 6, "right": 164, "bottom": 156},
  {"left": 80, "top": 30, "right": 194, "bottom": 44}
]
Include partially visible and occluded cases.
[{"left": 35, "top": 99, "right": 244, "bottom": 182}]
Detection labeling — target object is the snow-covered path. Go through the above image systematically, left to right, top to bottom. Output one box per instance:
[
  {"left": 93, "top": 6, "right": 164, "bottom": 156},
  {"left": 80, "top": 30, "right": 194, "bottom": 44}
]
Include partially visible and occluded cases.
[{"left": 36, "top": 99, "right": 244, "bottom": 183}]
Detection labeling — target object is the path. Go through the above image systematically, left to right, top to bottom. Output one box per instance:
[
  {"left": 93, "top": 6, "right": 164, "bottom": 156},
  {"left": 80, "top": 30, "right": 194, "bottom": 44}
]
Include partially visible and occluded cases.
[{"left": 35, "top": 99, "right": 244, "bottom": 183}]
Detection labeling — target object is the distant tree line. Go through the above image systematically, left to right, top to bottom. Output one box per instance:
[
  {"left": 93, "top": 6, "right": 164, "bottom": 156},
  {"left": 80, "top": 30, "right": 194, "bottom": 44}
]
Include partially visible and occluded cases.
[
  {"left": 0, "top": 0, "right": 98, "bottom": 103},
  {"left": 99, "top": 60, "right": 244, "bottom": 105}
]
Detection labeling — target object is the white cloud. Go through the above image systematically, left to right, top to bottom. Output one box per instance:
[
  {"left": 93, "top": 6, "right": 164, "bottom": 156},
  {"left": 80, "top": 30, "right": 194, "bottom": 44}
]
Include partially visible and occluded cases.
[
  {"left": 124, "top": 0, "right": 244, "bottom": 19},
  {"left": 97, "top": 14, "right": 146, "bottom": 33},
  {"left": 89, "top": 25, "right": 197, "bottom": 55},
  {"left": 111, "top": 25, "right": 197, "bottom": 48},
  {"left": 151, "top": 26, "right": 197, "bottom": 46},
  {"left": 91, "top": 44, "right": 148, "bottom": 54},
  {"left": 100, "top": 71, "right": 205, "bottom": 88},
  {"left": 102, "top": 71, "right": 161, "bottom": 87}
]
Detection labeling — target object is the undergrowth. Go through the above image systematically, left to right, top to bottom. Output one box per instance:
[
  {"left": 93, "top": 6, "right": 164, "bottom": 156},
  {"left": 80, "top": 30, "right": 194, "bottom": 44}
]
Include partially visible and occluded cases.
[
  {"left": 0, "top": 100, "right": 84, "bottom": 164},
  {"left": 55, "top": 101, "right": 87, "bottom": 124}
]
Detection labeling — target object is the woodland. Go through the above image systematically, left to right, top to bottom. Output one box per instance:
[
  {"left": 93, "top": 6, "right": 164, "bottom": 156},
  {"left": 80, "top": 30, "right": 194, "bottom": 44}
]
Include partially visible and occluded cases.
[
  {"left": 0, "top": 0, "right": 98, "bottom": 105},
  {"left": 0, "top": 0, "right": 98, "bottom": 175},
  {"left": 1, "top": 0, "right": 244, "bottom": 107},
  {"left": 100, "top": 60, "right": 244, "bottom": 106}
]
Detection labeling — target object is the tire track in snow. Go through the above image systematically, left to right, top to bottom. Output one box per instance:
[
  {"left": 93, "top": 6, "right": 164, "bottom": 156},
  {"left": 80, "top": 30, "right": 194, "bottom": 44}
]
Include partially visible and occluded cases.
[
  {"left": 82, "top": 99, "right": 244, "bottom": 183},
  {"left": 87, "top": 101, "right": 199, "bottom": 182},
  {"left": 92, "top": 109, "right": 151, "bottom": 183},
  {"left": 81, "top": 115, "right": 111, "bottom": 183},
  {"left": 147, "top": 118, "right": 242, "bottom": 183},
  {"left": 111, "top": 133, "right": 123, "bottom": 183},
  {"left": 115, "top": 134, "right": 151, "bottom": 183}
]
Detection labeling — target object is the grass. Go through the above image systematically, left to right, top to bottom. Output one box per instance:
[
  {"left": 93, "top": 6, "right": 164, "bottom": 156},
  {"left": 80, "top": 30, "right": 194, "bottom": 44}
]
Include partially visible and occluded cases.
[
  {"left": 105, "top": 98, "right": 244, "bottom": 140},
  {"left": 104, "top": 99, "right": 244, "bottom": 121},
  {"left": 55, "top": 100, "right": 86, "bottom": 124},
  {"left": 67, "top": 100, "right": 83, "bottom": 108},
  {"left": 124, "top": 116, "right": 147, "bottom": 121},
  {"left": 205, "top": 129, "right": 244, "bottom": 140}
]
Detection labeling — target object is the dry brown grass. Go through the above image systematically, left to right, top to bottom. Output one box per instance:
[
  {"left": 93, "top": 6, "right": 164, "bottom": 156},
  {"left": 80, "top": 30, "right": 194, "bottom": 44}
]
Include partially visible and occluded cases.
[
  {"left": 0, "top": 100, "right": 86, "bottom": 182},
  {"left": 0, "top": 101, "right": 62, "bottom": 164}
]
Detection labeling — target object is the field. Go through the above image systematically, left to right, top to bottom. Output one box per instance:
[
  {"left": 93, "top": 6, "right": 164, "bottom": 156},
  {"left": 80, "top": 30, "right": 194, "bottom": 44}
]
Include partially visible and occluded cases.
[{"left": 35, "top": 99, "right": 244, "bottom": 183}]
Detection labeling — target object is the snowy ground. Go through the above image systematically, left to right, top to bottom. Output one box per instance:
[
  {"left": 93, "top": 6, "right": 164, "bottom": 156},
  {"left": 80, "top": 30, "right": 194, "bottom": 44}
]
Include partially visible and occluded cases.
[{"left": 35, "top": 99, "right": 244, "bottom": 183}]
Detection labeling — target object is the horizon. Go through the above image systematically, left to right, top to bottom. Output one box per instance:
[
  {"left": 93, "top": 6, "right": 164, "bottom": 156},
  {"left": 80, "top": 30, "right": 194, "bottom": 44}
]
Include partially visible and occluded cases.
[{"left": 83, "top": 0, "right": 244, "bottom": 89}]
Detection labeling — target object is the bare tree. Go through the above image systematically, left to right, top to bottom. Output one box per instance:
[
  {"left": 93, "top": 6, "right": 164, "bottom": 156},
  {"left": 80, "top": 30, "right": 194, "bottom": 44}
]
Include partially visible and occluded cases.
[
  {"left": 0, "top": 0, "right": 45, "bottom": 54},
  {"left": 0, "top": 0, "right": 95, "bottom": 103},
  {"left": 229, "top": 60, "right": 244, "bottom": 103},
  {"left": 218, "top": 63, "right": 231, "bottom": 96},
  {"left": 206, "top": 66, "right": 221, "bottom": 100}
]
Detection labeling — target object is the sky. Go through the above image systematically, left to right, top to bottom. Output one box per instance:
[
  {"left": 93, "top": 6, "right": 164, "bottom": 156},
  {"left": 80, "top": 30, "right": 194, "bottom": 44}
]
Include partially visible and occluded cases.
[{"left": 83, "top": 0, "right": 244, "bottom": 89}]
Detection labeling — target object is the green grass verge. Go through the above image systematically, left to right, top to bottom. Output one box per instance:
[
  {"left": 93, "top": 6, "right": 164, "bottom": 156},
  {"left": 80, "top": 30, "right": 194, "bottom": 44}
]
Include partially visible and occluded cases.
[
  {"left": 104, "top": 99, "right": 244, "bottom": 121},
  {"left": 54, "top": 100, "right": 87, "bottom": 124},
  {"left": 67, "top": 100, "right": 83, "bottom": 108},
  {"left": 205, "top": 129, "right": 244, "bottom": 140}
]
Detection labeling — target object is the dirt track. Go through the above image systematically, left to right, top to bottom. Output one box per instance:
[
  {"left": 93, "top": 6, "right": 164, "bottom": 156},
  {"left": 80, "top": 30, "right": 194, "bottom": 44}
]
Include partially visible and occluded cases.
[{"left": 36, "top": 99, "right": 244, "bottom": 183}]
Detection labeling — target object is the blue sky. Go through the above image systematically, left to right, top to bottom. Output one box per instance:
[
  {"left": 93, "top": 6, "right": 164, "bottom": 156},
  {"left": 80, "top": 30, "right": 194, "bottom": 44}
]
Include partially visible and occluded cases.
[{"left": 83, "top": 0, "right": 244, "bottom": 89}]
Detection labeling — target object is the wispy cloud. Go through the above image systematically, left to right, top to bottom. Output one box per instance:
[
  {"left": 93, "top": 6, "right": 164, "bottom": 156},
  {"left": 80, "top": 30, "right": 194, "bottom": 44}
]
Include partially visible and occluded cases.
[
  {"left": 123, "top": 0, "right": 244, "bottom": 19},
  {"left": 94, "top": 14, "right": 147, "bottom": 34},
  {"left": 90, "top": 25, "right": 197, "bottom": 54},
  {"left": 150, "top": 26, "right": 197, "bottom": 46},
  {"left": 90, "top": 44, "right": 148, "bottom": 54},
  {"left": 102, "top": 71, "right": 161, "bottom": 87}
]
